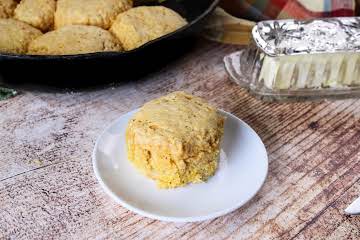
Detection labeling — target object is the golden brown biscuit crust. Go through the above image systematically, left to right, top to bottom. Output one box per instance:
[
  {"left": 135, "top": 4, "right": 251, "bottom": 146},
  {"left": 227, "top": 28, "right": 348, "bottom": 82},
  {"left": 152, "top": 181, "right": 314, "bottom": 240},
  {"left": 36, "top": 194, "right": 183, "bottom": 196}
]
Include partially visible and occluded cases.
[
  {"left": 0, "top": 0, "right": 17, "bottom": 18},
  {"left": 14, "top": 0, "right": 56, "bottom": 31},
  {"left": 55, "top": 0, "right": 133, "bottom": 30},
  {"left": 110, "top": 6, "right": 187, "bottom": 51},
  {"left": 0, "top": 18, "right": 42, "bottom": 54},
  {"left": 28, "top": 25, "right": 122, "bottom": 55},
  {"left": 126, "top": 91, "right": 224, "bottom": 188}
]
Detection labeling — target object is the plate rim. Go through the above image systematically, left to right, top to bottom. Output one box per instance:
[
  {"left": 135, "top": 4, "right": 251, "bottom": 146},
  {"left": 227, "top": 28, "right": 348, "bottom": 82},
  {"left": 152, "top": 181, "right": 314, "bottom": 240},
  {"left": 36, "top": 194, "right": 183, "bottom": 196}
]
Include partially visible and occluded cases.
[{"left": 92, "top": 109, "right": 269, "bottom": 222}]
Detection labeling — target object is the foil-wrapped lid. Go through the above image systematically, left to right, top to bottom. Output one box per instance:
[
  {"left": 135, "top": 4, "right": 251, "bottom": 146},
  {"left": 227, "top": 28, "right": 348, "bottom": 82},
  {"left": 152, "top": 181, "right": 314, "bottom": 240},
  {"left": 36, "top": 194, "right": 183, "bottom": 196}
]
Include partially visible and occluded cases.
[{"left": 252, "top": 17, "right": 360, "bottom": 57}]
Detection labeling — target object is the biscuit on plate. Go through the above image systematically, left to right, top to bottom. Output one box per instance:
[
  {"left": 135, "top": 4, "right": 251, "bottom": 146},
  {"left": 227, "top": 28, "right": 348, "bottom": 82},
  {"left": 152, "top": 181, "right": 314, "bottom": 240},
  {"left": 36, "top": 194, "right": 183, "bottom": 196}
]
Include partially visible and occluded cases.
[
  {"left": 0, "top": 0, "right": 17, "bottom": 18},
  {"left": 14, "top": 0, "right": 56, "bottom": 31},
  {"left": 55, "top": 0, "right": 132, "bottom": 30},
  {"left": 110, "top": 6, "right": 187, "bottom": 51},
  {"left": 0, "top": 18, "right": 42, "bottom": 54},
  {"left": 28, "top": 25, "right": 122, "bottom": 55},
  {"left": 126, "top": 91, "right": 224, "bottom": 188}
]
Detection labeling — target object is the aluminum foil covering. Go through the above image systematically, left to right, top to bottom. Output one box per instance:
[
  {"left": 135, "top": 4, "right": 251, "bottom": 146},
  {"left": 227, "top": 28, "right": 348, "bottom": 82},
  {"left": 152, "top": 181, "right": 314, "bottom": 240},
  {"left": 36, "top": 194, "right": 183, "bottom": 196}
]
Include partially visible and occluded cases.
[{"left": 252, "top": 17, "right": 360, "bottom": 57}]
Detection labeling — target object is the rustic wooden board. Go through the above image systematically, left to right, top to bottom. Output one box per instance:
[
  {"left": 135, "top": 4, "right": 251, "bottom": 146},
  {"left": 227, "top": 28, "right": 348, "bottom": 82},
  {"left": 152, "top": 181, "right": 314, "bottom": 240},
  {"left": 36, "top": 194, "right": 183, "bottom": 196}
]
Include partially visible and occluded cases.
[{"left": 0, "top": 41, "right": 359, "bottom": 240}]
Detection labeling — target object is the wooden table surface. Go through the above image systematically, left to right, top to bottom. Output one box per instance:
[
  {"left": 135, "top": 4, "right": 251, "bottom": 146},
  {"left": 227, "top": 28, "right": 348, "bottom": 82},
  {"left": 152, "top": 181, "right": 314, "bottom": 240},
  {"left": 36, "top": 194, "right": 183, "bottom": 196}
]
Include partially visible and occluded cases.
[{"left": 0, "top": 41, "right": 359, "bottom": 240}]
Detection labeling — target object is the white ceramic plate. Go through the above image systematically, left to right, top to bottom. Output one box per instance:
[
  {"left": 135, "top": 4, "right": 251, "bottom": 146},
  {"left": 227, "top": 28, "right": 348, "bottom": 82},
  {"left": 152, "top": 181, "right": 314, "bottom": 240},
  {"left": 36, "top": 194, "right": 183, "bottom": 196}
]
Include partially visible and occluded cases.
[{"left": 93, "top": 109, "right": 268, "bottom": 222}]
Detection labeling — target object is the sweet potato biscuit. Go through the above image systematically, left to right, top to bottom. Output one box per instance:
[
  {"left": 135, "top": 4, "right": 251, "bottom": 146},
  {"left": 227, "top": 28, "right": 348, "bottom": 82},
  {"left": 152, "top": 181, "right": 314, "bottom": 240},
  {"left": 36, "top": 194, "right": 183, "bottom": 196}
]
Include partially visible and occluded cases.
[
  {"left": 0, "top": 0, "right": 17, "bottom": 18},
  {"left": 14, "top": 0, "right": 56, "bottom": 31},
  {"left": 55, "top": 0, "right": 132, "bottom": 30},
  {"left": 110, "top": 6, "right": 187, "bottom": 51},
  {"left": 0, "top": 18, "right": 42, "bottom": 54},
  {"left": 28, "top": 25, "right": 122, "bottom": 55},
  {"left": 126, "top": 91, "right": 224, "bottom": 188}
]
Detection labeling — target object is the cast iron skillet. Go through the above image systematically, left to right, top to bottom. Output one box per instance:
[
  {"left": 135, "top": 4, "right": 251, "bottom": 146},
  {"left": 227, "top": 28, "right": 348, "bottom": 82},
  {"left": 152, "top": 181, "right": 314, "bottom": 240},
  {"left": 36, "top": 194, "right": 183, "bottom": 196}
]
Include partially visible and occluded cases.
[{"left": 0, "top": 0, "right": 220, "bottom": 87}]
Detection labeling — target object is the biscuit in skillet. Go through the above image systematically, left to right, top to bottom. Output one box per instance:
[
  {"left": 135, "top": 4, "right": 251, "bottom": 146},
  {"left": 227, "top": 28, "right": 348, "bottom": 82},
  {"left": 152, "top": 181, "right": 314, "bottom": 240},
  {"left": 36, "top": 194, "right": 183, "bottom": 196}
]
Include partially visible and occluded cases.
[
  {"left": 0, "top": 0, "right": 17, "bottom": 18},
  {"left": 14, "top": 0, "right": 56, "bottom": 31},
  {"left": 55, "top": 0, "right": 132, "bottom": 30},
  {"left": 110, "top": 6, "right": 187, "bottom": 51},
  {"left": 0, "top": 18, "right": 42, "bottom": 54},
  {"left": 28, "top": 25, "right": 122, "bottom": 55}
]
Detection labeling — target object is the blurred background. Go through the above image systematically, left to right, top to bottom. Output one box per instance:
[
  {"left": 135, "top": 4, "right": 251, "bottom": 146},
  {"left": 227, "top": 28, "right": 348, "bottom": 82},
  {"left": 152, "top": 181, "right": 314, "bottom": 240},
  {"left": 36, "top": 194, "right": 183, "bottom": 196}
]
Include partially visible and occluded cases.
[{"left": 204, "top": 0, "right": 360, "bottom": 45}]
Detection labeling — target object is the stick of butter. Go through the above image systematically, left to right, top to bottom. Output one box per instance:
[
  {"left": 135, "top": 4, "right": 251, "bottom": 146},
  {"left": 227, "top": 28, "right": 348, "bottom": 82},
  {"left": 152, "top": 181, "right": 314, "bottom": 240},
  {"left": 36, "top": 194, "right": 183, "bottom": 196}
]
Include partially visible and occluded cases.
[{"left": 259, "top": 53, "right": 360, "bottom": 90}]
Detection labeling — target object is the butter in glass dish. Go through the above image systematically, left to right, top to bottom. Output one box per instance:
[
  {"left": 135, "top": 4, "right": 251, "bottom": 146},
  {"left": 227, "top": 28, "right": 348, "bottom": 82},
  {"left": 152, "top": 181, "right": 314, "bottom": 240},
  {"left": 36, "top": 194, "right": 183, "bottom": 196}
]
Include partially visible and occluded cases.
[{"left": 224, "top": 17, "right": 360, "bottom": 101}]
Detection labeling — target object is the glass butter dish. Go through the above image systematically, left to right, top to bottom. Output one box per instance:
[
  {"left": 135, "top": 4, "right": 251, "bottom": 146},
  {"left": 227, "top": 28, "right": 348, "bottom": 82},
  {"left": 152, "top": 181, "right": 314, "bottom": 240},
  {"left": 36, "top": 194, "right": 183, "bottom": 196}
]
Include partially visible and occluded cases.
[{"left": 224, "top": 17, "right": 360, "bottom": 101}]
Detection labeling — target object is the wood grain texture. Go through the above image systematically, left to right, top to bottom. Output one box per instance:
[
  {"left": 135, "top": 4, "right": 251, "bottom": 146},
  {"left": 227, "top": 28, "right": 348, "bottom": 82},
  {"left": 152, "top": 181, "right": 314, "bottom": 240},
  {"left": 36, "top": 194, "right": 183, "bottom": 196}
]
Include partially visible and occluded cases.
[{"left": 0, "top": 41, "right": 359, "bottom": 240}]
